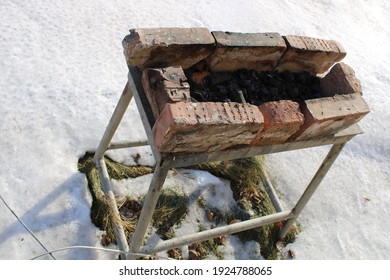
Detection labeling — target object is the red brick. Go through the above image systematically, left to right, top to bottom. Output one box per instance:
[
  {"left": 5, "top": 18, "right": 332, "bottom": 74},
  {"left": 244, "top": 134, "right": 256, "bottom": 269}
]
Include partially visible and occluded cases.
[
  {"left": 122, "top": 28, "right": 215, "bottom": 69},
  {"left": 208, "top": 32, "right": 287, "bottom": 72},
  {"left": 276, "top": 35, "right": 346, "bottom": 75},
  {"left": 320, "top": 62, "right": 362, "bottom": 97},
  {"left": 142, "top": 66, "right": 191, "bottom": 121},
  {"left": 292, "top": 93, "right": 369, "bottom": 141},
  {"left": 251, "top": 100, "right": 304, "bottom": 145},
  {"left": 153, "top": 102, "right": 264, "bottom": 153}
]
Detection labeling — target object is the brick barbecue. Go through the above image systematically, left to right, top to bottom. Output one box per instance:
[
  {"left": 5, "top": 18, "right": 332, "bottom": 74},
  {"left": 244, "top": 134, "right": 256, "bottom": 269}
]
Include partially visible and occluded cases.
[{"left": 122, "top": 28, "right": 369, "bottom": 154}]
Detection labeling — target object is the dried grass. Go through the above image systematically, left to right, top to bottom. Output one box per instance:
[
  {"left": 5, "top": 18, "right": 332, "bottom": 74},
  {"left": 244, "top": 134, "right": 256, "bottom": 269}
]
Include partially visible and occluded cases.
[
  {"left": 78, "top": 153, "right": 299, "bottom": 259},
  {"left": 78, "top": 153, "right": 153, "bottom": 243},
  {"left": 190, "top": 156, "right": 299, "bottom": 259}
]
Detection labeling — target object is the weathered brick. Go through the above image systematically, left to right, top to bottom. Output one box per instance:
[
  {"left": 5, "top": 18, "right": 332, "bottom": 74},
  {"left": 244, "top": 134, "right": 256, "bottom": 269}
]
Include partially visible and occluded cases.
[
  {"left": 122, "top": 28, "right": 216, "bottom": 69},
  {"left": 208, "top": 32, "right": 287, "bottom": 72},
  {"left": 276, "top": 35, "right": 346, "bottom": 75},
  {"left": 320, "top": 62, "right": 362, "bottom": 97},
  {"left": 142, "top": 66, "right": 191, "bottom": 121},
  {"left": 292, "top": 93, "right": 369, "bottom": 141},
  {"left": 251, "top": 100, "right": 304, "bottom": 145},
  {"left": 153, "top": 102, "right": 264, "bottom": 153}
]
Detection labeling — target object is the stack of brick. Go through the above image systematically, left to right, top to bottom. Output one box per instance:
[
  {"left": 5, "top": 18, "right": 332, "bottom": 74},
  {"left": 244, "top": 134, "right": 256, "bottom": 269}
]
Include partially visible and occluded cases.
[{"left": 122, "top": 27, "right": 369, "bottom": 154}]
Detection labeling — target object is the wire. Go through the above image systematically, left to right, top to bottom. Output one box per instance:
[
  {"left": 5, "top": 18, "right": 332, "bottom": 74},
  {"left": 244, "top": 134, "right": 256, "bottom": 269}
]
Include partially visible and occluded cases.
[
  {"left": 0, "top": 193, "right": 56, "bottom": 260},
  {"left": 1, "top": 193, "right": 170, "bottom": 261},
  {"left": 30, "top": 245, "right": 171, "bottom": 260}
]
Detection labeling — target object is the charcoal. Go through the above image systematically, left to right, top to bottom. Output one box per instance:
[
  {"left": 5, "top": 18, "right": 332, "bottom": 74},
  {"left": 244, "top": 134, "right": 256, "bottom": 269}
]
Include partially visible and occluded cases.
[
  {"left": 184, "top": 66, "right": 324, "bottom": 105},
  {"left": 281, "top": 70, "right": 295, "bottom": 83},
  {"left": 295, "top": 71, "right": 311, "bottom": 85},
  {"left": 210, "top": 72, "right": 231, "bottom": 86},
  {"left": 246, "top": 84, "right": 256, "bottom": 95},
  {"left": 215, "top": 85, "right": 228, "bottom": 98},
  {"left": 259, "top": 86, "right": 270, "bottom": 98},
  {"left": 288, "top": 87, "right": 300, "bottom": 99},
  {"left": 192, "top": 90, "right": 207, "bottom": 102}
]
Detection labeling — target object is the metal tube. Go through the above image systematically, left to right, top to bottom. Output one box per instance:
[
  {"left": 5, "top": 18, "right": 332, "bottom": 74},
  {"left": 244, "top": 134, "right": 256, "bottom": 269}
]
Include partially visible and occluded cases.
[
  {"left": 127, "top": 69, "right": 161, "bottom": 162},
  {"left": 94, "top": 82, "right": 133, "bottom": 161},
  {"left": 168, "top": 130, "right": 358, "bottom": 169},
  {"left": 107, "top": 139, "right": 149, "bottom": 151},
  {"left": 278, "top": 143, "right": 346, "bottom": 239},
  {"left": 96, "top": 158, "right": 129, "bottom": 259},
  {"left": 128, "top": 161, "right": 169, "bottom": 259},
  {"left": 259, "top": 166, "right": 284, "bottom": 213},
  {"left": 141, "top": 211, "right": 293, "bottom": 254}
]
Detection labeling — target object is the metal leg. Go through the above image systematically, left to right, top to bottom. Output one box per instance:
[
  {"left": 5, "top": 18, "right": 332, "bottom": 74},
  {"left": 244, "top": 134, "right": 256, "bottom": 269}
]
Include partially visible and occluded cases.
[
  {"left": 94, "top": 82, "right": 133, "bottom": 259},
  {"left": 94, "top": 82, "right": 133, "bottom": 161},
  {"left": 279, "top": 143, "right": 346, "bottom": 239},
  {"left": 95, "top": 158, "right": 129, "bottom": 259},
  {"left": 129, "top": 160, "right": 170, "bottom": 259},
  {"left": 259, "top": 166, "right": 284, "bottom": 213},
  {"left": 140, "top": 211, "right": 293, "bottom": 254}
]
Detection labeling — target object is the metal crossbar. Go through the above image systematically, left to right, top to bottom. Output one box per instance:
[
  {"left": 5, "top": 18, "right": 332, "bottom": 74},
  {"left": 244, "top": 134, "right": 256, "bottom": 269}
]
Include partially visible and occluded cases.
[{"left": 94, "top": 66, "right": 363, "bottom": 260}]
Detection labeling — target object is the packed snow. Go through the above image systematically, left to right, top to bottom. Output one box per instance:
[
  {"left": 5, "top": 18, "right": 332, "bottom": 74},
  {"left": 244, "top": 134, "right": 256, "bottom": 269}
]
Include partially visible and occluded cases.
[{"left": 0, "top": 0, "right": 389, "bottom": 260}]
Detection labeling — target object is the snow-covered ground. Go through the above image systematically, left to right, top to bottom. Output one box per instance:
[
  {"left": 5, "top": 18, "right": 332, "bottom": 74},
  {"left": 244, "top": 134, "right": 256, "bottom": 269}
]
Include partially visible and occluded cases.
[{"left": 1, "top": 0, "right": 389, "bottom": 260}]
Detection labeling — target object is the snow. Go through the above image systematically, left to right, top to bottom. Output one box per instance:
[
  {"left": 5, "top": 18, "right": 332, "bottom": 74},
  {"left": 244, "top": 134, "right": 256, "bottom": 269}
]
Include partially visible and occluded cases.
[{"left": 1, "top": 0, "right": 389, "bottom": 260}]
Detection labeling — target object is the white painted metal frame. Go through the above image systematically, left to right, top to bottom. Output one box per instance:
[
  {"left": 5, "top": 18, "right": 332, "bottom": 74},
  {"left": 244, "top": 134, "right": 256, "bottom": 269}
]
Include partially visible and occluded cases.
[{"left": 94, "top": 66, "right": 363, "bottom": 260}]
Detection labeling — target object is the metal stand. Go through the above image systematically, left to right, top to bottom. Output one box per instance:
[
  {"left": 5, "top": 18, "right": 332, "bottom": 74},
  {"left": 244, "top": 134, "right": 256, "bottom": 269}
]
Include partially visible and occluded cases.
[{"left": 94, "top": 67, "right": 363, "bottom": 260}]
